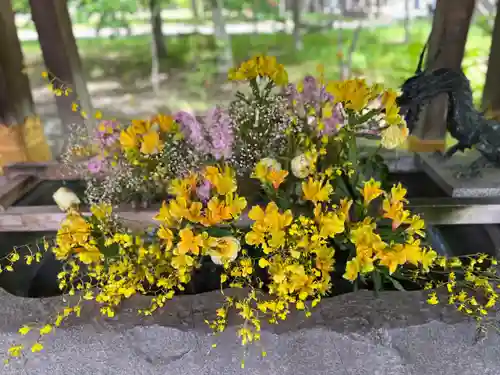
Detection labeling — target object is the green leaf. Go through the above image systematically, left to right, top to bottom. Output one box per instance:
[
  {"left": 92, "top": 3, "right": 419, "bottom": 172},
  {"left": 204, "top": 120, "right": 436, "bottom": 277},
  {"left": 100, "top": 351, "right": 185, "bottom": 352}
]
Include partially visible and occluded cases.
[
  {"left": 205, "top": 227, "right": 233, "bottom": 238},
  {"left": 372, "top": 270, "right": 382, "bottom": 297},
  {"left": 386, "top": 274, "right": 406, "bottom": 292}
]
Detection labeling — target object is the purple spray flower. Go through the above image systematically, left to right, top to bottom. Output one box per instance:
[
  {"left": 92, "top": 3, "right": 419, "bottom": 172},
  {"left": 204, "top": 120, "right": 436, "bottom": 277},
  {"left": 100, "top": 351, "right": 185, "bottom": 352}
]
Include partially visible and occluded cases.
[
  {"left": 204, "top": 106, "right": 234, "bottom": 160},
  {"left": 175, "top": 111, "right": 208, "bottom": 152}
]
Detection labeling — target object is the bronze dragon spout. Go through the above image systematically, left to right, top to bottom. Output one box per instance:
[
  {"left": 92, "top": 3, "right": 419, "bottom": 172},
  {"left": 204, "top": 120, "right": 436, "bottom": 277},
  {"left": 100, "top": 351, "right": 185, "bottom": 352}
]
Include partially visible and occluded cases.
[{"left": 396, "top": 43, "right": 499, "bottom": 178}]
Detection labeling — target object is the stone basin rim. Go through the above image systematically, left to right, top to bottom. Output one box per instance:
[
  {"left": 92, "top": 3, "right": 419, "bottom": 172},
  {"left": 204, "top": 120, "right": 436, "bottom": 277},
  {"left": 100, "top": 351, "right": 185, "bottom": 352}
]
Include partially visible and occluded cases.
[{"left": 0, "top": 287, "right": 481, "bottom": 336}]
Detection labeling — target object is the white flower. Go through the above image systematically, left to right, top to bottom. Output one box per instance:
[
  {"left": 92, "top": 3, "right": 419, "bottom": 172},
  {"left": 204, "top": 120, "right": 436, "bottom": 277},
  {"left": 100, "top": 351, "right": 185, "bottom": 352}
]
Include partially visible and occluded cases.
[
  {"left": 380, "top": 124, "right": 409, "bottom": 149},
  {"left": 291, "top": 154, "right": 312, "bottom": 178},
  {"left": 259, "top": 157, "right": 281, "bottom": 171},
  {"left": 53, "top": 187, "right": 81, "bottom": 212},
  {"left": 210, "top": 236, "right": 241, "bottom": 265}
]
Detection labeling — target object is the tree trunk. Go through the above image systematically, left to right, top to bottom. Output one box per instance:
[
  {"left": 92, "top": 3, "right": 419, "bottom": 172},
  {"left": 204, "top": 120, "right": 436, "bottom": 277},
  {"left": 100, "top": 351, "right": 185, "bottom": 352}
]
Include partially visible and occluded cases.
[
  {"left": 0, "top": 0, "right": 35, "bottom": 125},
  {"left": 30, "top": 0, "right": 94, "bottom": 138},
  {"left": 149, "top": 0, "right": 167, "bottom": 59},
  {"left": 210, "top": 0, "right": 234, "bottom": 74},
  {"left": 292, "top": 0, "right": 303, "bottom": 51},
  {"left": 409, "top": 0, "right": 476, "bottom": 152},
  {"left": 482, "top": 1, "right": 500, "bottom": 115}
]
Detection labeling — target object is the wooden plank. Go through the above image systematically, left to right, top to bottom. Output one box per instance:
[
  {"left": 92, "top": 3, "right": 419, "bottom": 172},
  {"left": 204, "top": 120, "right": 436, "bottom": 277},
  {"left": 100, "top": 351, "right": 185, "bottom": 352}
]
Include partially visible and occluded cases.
[
  {"left": 0, "top": 175, "right": 41, "bottom": 211},
  {"left": 5, "top": 195, "right": 500, "bottom": 232},
  {"left": 0, "top": 205, "right": 160, "bottom": 232}
]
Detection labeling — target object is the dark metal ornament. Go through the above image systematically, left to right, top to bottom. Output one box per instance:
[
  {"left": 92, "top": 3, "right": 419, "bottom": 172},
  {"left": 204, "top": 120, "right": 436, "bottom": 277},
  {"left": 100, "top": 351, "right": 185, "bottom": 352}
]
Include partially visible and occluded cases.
[{"left": 396, "top": 41, "right": 500, "bottom": 178}]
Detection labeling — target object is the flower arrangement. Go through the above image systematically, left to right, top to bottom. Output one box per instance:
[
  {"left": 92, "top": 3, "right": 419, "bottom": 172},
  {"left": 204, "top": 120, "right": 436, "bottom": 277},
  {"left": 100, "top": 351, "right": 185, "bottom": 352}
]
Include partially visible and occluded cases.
[{"left": 3, "top": 56, "right": 500, "bottom": 366}]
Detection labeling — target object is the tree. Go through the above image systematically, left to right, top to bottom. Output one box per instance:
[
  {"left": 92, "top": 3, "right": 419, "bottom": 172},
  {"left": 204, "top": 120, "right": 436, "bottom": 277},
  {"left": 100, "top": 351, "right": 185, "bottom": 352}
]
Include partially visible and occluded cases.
[
  {"left": 0, "top": 0, "right": 35, "bottom": 125},
  {"left": 30, "top": 0, "right": 95, "bottom": 135},
  {"left": 73, "top": 0, "right": 137, "bottom": 36},
  {"left": 149, "top": 0, "right": 168, "bottom": 59},
  {"left": 210, "top": 0, "right": 234, "bottom": 74},
  {"left": 291, "top": 0, "right": 302, "bottom": 51},
  {"left": 482, "top": 2, "right": 500, "bottom": 115}
]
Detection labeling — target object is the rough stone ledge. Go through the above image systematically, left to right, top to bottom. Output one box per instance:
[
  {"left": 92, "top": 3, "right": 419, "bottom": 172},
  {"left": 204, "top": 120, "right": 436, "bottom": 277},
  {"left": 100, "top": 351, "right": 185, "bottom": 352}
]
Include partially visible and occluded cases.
[{"left": 0, "top": 288, "right": 499, "bottom": 375}]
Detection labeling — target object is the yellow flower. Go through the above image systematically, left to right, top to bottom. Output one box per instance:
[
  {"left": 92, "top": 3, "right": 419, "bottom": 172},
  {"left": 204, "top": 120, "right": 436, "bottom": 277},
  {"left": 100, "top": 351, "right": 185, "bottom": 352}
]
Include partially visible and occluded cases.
[
  {"left": 229, "top": 55, "right": 288, "bottom": 85},
  {"left": 327, "top": 78, "right": 371, "bottom": 111},
  {"left": 381, "top": 88, "right": 398, "bottom": 109},
  {"left": 152, "top": 114, "right": 175, "bottom": 133},
  {"left": 381, "top": 124, "right": 408, "bottom": 149},
  {"left": 119, "top": 126, "right": 139, "bottom": 150},
  {"left": 140, "top": 130, "right": 162, "bottom": 155},
  {"left": 253, "top": 158, "right": 288, "bottom": 188},
  {"left": 205, "top": 165, "right": 237, "bottom": 195},
  {"left": 267, "top": 169, "right": 288, "bottom": 189},
  {"left": 302, "top": 178, "right": 333, "bottom": 203},
  {"left": 360, "top": 178, "right": 383, "bottom": 206},
  {"left": 390, "top": 183, "right": 408, "bottom": 204},
  {"left": 53, "top": 187, "right": 81, "bottom": 212},
  {"left": 225, "top": 194, "right": 247, "bottom": 218},
  {"left": 202, "top": 197, "right": 232, "bottom": 226},
  {"left": 339, "top": 198, "right": 353, "bottom": 221},
  {"left": 382, "top": 199, "right": 410, "bottom": 230},
  {"left": 154, "top": 201, "right": 176, "bottom": 227},
  {"left": 90, "top": 203, "right": 112, "bottom": 221},
  {"left": 314, "top": 205, "right": 345, "bottom": 238},
  {"left": 406, "top": 215, "right": 425, "bottom": 237},
  {"left": 157, "top": 225, "right": 174, "bottom": 250},
  {"left": 177, "top": 228, "right": 204, "bottom": 255},
  {"left": 209, "top": 236, "right": 241, "bottom": 265},
  {"left": 75, "top": 244, "right": 102, "bottom": 264},
  {"left": 420, "top": 248, "right": 437, "bottom": 272},
  {"left": 378, "top": 250, "right": 405, "bottom": 274},
  {"left": 171, "top": 254, "right": 195, "bottom": 270},
  {"left": 344, "top": 258, "right": 360, "bottom": 281},
  {"left": 427, "top": 292, "right": 439, "bottom": 305},
  {"left": 31, "top": 342, "right": 44, "bottom": 353}
]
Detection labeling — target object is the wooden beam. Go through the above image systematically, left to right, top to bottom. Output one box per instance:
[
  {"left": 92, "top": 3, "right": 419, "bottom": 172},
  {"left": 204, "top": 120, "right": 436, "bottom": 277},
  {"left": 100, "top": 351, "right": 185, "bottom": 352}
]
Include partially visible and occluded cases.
[
  {"left": 0, "top": 0, "right": 35, "bottom": 125},
  {"left": 29, "top": 0, "right": 94, "bottom": 135},
  {"left": 409, "top": 0, "right": 476, "bottom": 152},
  {"left": 0, "top": 175, "right": 40, "bottom": 212},
  {"left": 0, "top": 205, "right": 160, "bottom": 232}
]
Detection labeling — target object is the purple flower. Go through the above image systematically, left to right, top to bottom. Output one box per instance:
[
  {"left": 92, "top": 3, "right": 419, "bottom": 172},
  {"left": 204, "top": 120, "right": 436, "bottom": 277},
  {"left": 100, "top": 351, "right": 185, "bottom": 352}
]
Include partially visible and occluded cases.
[
  {"left": 301, "top": 75, "right": 318, "bottom": 103},
  {"left": 204, "top": 106, "right": 234, "bottom": 160},
  {"left": 175, "top": 108, "right": 234, "bottom": 161},
  {"left": 175, "top": 111, "right": 208, "bottom": 152},
  {"left": 95, "top": 120, "right": 120, "bottom": 148},
  {"left": 87, "top": 157, "right": 103, "bottom": 174},
  {"left": 196, "top": 179, "right": 212, "bottom": 202}
]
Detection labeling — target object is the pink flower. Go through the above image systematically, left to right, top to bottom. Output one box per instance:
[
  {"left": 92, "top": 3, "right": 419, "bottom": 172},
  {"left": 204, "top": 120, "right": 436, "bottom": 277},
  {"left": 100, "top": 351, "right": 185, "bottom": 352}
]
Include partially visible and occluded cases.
[{"left": 87, "top": 157, "right": 103, "bottom": 174}]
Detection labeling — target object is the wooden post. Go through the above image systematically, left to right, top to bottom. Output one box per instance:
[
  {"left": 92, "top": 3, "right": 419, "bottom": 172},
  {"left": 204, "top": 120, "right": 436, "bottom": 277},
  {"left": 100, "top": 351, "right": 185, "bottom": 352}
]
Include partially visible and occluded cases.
[
  {"left": 0, "top": 0, "right": 35, "bottom": 125},
  {"left": 29, "top": 0, "right": 94, "bottom": 135},
  {"left": 408, "top": 0, "right": 476, "bottom": 152},
  {"left": 482, "top": 1, "right": 500, "bottom": 116}
]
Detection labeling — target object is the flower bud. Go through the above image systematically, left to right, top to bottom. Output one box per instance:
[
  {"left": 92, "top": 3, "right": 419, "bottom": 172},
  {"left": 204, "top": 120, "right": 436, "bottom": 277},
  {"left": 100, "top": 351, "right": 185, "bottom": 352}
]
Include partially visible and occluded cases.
[
  {"left": 291, "top": 154, "right": 312, "bottom": 178},
  {"left": 260, "top": 157, "right": 281, "bottom": 171},
  {"left": 53, "top": 187, "right": 81, "bottom": 212}
]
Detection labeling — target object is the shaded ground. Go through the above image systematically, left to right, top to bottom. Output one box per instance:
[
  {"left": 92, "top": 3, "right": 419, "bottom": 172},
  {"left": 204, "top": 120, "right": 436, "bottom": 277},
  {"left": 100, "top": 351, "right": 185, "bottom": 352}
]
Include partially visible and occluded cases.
[{"left": 21, "top": 18, "right": 491, "bottom": 156}]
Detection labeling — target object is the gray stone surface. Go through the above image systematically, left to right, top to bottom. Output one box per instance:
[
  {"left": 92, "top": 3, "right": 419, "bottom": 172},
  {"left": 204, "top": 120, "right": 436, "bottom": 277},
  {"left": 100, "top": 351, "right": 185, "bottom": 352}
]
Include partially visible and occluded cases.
[
  {"left": 417, "top": 151, "right": 500, "bottom": 198},
  {"left": 0, "top": 288, "right": 499, "bottom": 375}
]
